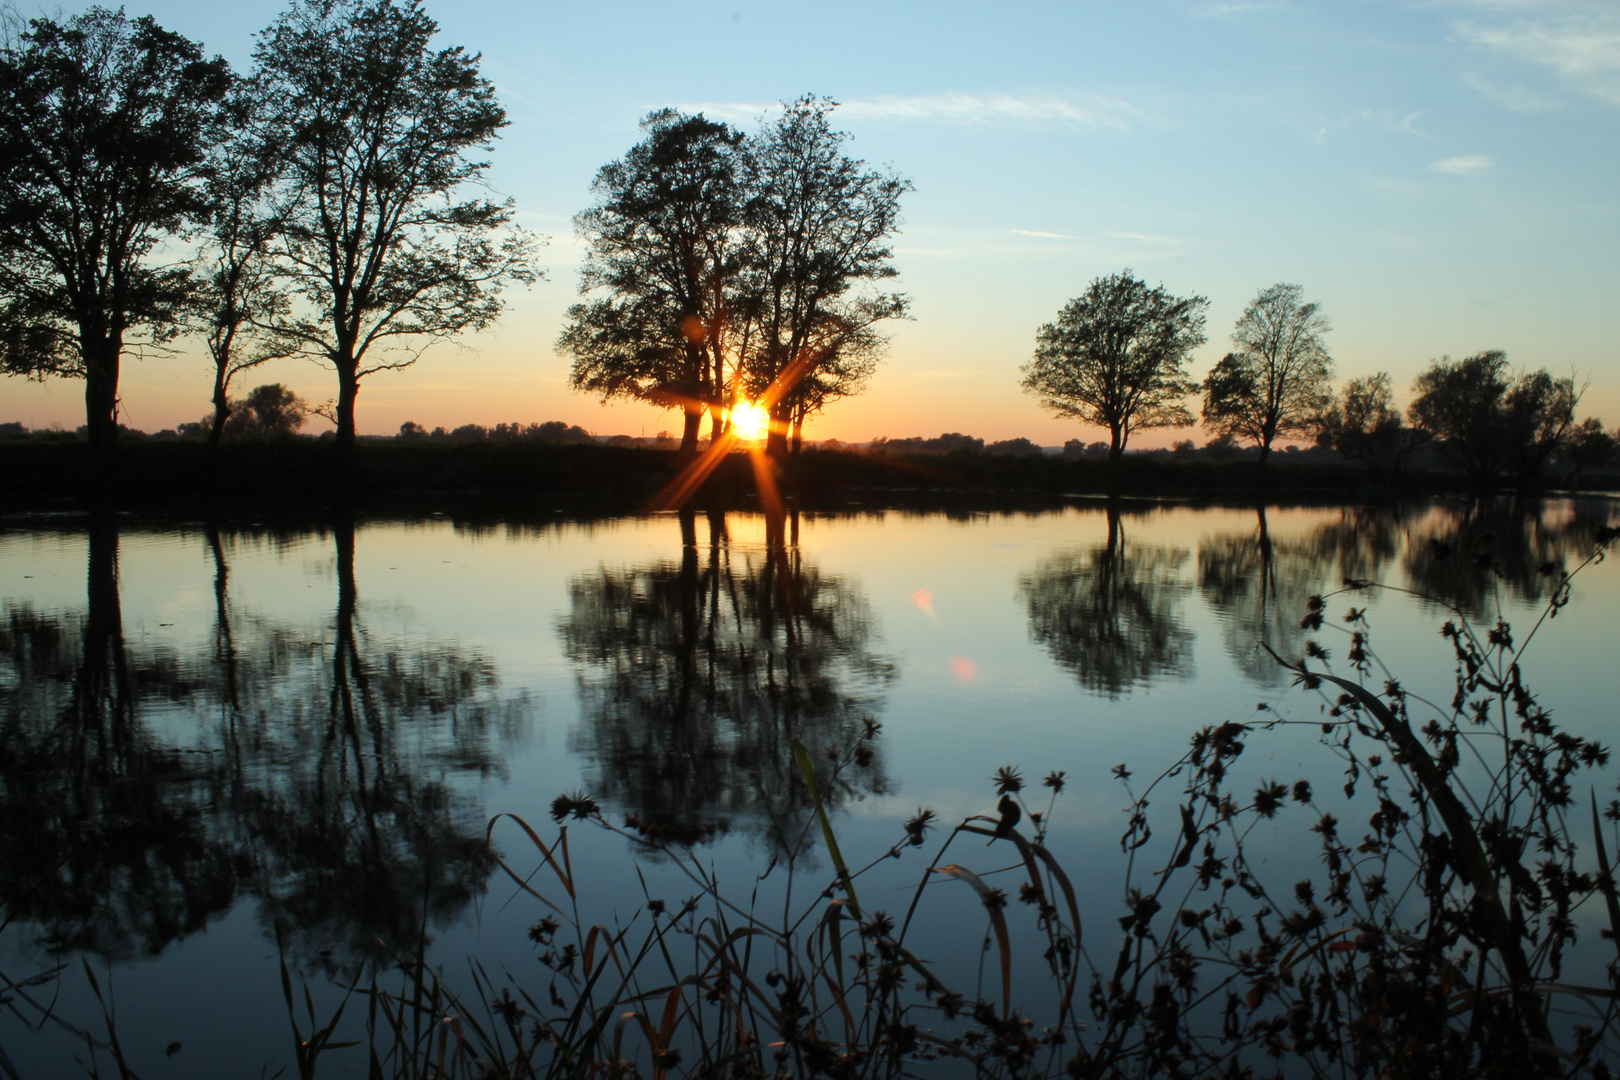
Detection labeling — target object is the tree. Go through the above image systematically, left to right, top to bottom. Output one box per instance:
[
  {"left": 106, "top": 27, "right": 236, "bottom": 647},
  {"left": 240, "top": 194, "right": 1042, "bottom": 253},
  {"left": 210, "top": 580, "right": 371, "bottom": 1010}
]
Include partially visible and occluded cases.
[
  {"left": 253, "top": 0, "right": 540, "bottom": 459},
  {"left": 0, "top": 8, "right": 230, "bottom": 462},
  {"left": 193, "top": 82, "right": 293, "bottom": 453},
  {"left": 739, "top": 97, "right": 910, "bottom": 456},
  {"left": 561, "top": 110, "right": 746, "bottom": 455},
  {"left": 1021, "top": 271, "right": 1206, "bottom": 465},
  {"left": 1201, "top": 283, "right": 1333, "bottom": 464},
  {"left": 1407, "top": 351, "right": 1578, "bottom": 488},
  {"left": 1316, "top": 372, "right": 1426, "bottom": 477},
  {"left": 229, "top": 382, "right": 305, "bottom": 437},
  {"left": 1562, "top": 417, "right": 1615, "bottom": 485}
]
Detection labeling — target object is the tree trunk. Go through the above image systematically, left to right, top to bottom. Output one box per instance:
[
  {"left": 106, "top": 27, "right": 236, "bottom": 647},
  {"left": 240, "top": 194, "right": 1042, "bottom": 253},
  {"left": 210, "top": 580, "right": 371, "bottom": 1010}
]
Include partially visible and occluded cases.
[
  {"left": 82, "top": 331, "right": 122, "bottom": 468},
  {"left": 334, "top": 364, "right": 359, "bottom": 466},
  {"left": 209, "top": 367, "right": 230, "bottom": 454},
  {"left": 766, "top": 403, "right": 790, "bottom": 458},
  {"left": 680, "top": 407, "right": 703, "bottom": 455},
  {"left": 791, "top": 416, "right": 803, "bottom": 455},
  {"left": 1256, "top": 442, "right": 1272, "bottom": 465}
]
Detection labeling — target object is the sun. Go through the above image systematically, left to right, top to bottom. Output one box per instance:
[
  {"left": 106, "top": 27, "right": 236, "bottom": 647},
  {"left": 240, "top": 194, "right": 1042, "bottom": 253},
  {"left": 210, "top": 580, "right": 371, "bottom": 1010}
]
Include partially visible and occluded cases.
[{"left": 731, "top": 400, "right": 770, "bottom": 442}]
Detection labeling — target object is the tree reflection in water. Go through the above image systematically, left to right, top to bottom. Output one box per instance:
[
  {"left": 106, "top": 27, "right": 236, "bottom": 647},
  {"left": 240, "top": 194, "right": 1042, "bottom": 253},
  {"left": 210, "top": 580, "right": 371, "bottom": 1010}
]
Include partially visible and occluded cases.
[
  {"left": 1401, "top": 498, "right": 1614, "bottom": 619},
  {"left": 1020, "top": 503, "right": 1194, "bottom": 698},
  {"left": 1198, "top": 506, "right": 1330, "bottom": 685},
  {"left": 561, "top": 508, "right": 894, "bottom": 851},
  {"left": 0, "top": 514, "right": 530, "bottom": 970}
]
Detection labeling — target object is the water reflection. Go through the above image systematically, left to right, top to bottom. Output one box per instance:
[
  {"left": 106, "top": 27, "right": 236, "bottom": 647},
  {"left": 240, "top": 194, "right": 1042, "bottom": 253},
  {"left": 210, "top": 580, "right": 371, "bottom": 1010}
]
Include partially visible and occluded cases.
[
  {"left": 1401, "top": 499, "right": 1611, "bottom": 617},
  {"left": 1020, "top": 503, "right": 1194, "bottom": 698},
  {"left": 1198, "top": 506, "right": 1331, "bottom": 685},
  {"left": 561, "top": 509, "right": 894, "bottom": 850},
  {"left": 0, "top": 514, "right": 529, "bottom": 968}
]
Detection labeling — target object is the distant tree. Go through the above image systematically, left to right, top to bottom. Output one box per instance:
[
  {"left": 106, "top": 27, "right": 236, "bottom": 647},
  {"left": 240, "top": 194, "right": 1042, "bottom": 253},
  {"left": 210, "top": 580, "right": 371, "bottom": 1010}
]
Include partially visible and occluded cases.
[
  {"left": 253, "top": 0, "right": 540, "bottom": 460},
  {"left": 0, "top": 9, "right": 230, "bottom": 463},
  {"left": 194, "top": 82, "right": 293, "bottom": 453},
  {"left": 738, "top": 97, "right": 910, "bottom": 455},
  {"left": 560, "top": 110, "right": 746, "bottom": 454},
  {"left": 1021, "top": 271, "right": 1206, "bottom": 465},
  {"left": 1201, "top": 284, "right": 1333, "bottom": 465},
  {"left": 1408, "top": 352, "right": 1578, "bottom": 488},
  {"left": 1501, "top": 368, "right": 1580, "bottom": 486},
  {"left": 1316, "top": 372, "right": 1426, "bottom": 477},
  {"left": 228, "top": 383, "right": 304, "bottom": 438},
  {"left": 1562, "top": 417, "right": 1615, "bottom": 485},
  {"left": 534, "top": 420, "right": 594, "bottom": 445},
  {"left": 398, "top": 421, "right": 427, "bottom": 439},
  {"left": 872, "top": 432, "right": 983, "bottom": 454},
  {"left": 987, "top": 437, "right": 1042, "bottom": 456}
]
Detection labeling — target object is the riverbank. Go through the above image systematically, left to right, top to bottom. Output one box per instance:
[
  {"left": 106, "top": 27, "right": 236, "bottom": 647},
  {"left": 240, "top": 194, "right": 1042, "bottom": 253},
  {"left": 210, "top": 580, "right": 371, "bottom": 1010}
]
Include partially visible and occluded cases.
[{"left": 1, "top": 437, "right": 1613, "bottom": 506}]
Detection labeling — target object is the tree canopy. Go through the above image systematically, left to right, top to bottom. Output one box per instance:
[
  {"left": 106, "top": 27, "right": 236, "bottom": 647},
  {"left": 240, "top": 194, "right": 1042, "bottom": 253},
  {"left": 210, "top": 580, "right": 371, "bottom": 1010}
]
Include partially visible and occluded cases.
[
  {"left": 253, "top": 0, "right": 540, "bottom": 456},
  {"left": 0, "top": 7, "right": 229, "bottom": 461},
  {"left": 560, "top": 97, "right": 909, "bottom": 456},
  {"left": 561, "top": 110, "right": 746, "bottom": 453},
  {"left": 1021, "top": 271, "right": 1206, "bottom": 464},
  {"left": 1201, "top": 283, "right": 1333, "bottom": 463},
  {"left": 1408, "top": 351, "right": 1578, "bottom": 488},
  {"left": 1315, "top": 372, "right": 1426, "bottom": 478}
]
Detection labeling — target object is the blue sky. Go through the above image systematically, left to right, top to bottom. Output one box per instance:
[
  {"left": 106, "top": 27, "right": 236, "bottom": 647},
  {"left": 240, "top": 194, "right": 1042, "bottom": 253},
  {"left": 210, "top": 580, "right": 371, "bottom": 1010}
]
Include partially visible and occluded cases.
[{"left": 6, "top": 0, "right": 1617, "bottom": 445}]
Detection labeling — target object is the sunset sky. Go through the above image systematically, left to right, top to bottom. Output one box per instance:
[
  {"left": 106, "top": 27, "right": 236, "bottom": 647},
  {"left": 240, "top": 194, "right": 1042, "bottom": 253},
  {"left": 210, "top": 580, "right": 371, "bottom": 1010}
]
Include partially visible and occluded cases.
[{"left": 5, "top": 0, "right": 1617, "bottom": 446}]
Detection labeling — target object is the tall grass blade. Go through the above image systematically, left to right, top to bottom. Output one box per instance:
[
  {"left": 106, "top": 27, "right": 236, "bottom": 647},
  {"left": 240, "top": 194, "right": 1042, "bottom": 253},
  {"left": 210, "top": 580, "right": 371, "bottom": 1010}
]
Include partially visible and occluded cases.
[
  {"left": 792, "top": 738, "right": 861, "bottom": 917},
  {"left": 1592, "top": 789, "right": 1620, "bottom": 963},
  {"left": 935, "top": 865, "right": 1013, "bottom": 1019}
]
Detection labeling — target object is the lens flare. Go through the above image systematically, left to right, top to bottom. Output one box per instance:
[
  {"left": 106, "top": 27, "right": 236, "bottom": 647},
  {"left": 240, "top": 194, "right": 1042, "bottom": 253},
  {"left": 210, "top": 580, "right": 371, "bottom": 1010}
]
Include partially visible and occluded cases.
[
  {"left": 731, "top": 401, "right": 770, "bottom": 442},
  {"left": 911, "top": 588, "right": 938, "bottom": 621}
]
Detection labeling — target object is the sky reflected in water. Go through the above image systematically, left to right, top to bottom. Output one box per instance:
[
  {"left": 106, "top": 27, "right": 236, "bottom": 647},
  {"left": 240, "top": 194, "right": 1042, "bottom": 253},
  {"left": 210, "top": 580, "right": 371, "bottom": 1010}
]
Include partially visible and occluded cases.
[{"left": 1, "top": 497, "right": 1616, "bottom": 1076}]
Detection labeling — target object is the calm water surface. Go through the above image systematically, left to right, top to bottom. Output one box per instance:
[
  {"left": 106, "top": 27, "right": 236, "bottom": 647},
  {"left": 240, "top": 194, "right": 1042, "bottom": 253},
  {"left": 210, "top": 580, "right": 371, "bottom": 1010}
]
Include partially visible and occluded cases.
[{"left": 2, "top": 497, "right": 1616, "bottom": 1076}]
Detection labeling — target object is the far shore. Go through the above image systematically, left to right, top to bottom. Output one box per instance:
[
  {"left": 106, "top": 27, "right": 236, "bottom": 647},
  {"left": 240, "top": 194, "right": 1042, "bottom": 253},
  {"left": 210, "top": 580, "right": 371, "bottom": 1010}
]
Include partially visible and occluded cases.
[{"left": 2, "top": 436, "right": 1616, "bottom": 509}]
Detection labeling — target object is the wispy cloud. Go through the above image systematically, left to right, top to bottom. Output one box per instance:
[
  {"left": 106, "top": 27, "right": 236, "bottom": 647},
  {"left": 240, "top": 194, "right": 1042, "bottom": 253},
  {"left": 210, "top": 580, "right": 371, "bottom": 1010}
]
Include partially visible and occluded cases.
[
  {"left": 1453, "top": 2, "right": 1620, "bottom": 107},
  {"left": 1460, "top": 70, "right": 1563, "bottom": 111},
  {"left": 673, "top": 90, "right": 1145, "bottom": 130},
  {"left": 840, "top": 91, "right": 1144, "bottom": 128},
  {"left": 1430, "top": 154, "right": 1493, "bottom": 174},
  {"left": 1010, "top": 228, "right": 1078, "bottom": 239},
  {"left": 1104, "top": 230, "right": 1183, "bottom": 244}
]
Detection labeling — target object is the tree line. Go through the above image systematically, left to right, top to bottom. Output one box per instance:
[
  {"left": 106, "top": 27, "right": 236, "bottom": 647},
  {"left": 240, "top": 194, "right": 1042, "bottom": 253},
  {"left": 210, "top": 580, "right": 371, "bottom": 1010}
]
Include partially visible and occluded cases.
[
  {"left": 0, "top": 1, "right": 538, "bottom": 465},
  {"left": 4, "top": 5, "right": 1610, "bottom": 488},
  {"left": 1022, "top": 271, "right": 1613, "bottom": 487}
]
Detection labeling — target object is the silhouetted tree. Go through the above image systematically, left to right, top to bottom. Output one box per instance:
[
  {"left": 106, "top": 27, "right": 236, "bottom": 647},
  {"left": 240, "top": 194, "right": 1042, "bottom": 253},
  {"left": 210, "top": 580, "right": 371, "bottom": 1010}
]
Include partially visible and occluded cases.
[
  {"left": 253, "top": 0, "right": 540, "bottom": 459},
  {"left": 0, "top": 9, "right": 230, "bottom": 463},
  {"left": 194, "top": 82, "right": 293, "bottom": 452},
  {"left": 739, "top": 97, "right": 911, "bottom": 457},
  {"left": 562, "top": 110, "right": 747, "bottom": 454},
  {"left": 1021, "top": 271, "right": 1206, "bottom": 466},
  {"left": 1201, "top": 283, "right": 1333, "bottom": 464},
  {"left": 1407, "top": 351, "right": 1578, "bottom": 488},
  {"left": 1316, "top": 372, "right": 1427, "bottom": 478},
  {"left": 1562, "top": 417, "right": 1616, "bottom": 485},
  {"left": 1020, "top": 504, "right": 1194, "bottom": 698},
  {"left": 560, "top": 508, "right": 892, "bottom": 849}
]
